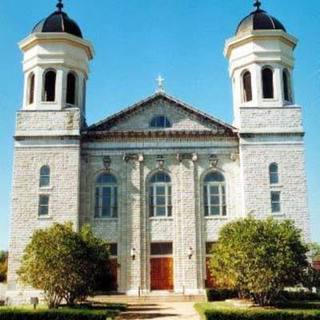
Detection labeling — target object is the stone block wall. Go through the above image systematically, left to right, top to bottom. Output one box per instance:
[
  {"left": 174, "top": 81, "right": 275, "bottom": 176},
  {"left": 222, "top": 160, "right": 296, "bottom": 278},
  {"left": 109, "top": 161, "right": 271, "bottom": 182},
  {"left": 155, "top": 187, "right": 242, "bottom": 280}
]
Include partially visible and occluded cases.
[
  {"left": 239, "top": 107, "right": 303, "bottom": 133},
  {"left": 15, "top": 110, "right": 81, "bottom": 137},
  {"left": 239, "top": 135, "right": 310, "bottom": 240},
  {"left": 7, "top": 142, "right": 81, "bottom": 294}
]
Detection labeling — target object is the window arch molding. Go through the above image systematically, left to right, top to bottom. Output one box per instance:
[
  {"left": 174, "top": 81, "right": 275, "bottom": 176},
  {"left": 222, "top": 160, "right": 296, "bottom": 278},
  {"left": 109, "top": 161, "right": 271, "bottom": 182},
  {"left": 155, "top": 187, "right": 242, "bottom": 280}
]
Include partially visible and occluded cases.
[
  {"left": 261, "top": 66, "right": 274, "bottom": 99},
  {"left": 42, "top": 68, "right": 57, "bottom": 102},
  {"left": 241, "top": 69, "right": 253, "bottom": 102},
  {"left": 66, "top": 71, "right": 78, "bottom": 106},
  {"left": 28, "top": 72, "right": 35, "bottom": 105},
  {"left": 201, "top": 169, "right": 227, "bottom": 217},
  {"left": 147, "top": 170, "right": 172, "bottom": 218},
  {"left": 93, "top": 171, "right": 119, "bottom": 218}
]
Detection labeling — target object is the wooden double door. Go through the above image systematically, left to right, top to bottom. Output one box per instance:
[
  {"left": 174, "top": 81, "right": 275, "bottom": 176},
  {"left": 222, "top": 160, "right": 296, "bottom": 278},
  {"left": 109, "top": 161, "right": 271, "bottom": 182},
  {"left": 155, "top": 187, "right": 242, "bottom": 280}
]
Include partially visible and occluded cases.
[{"left": 150, "top": 257, "right": 174, "bottom": 291}]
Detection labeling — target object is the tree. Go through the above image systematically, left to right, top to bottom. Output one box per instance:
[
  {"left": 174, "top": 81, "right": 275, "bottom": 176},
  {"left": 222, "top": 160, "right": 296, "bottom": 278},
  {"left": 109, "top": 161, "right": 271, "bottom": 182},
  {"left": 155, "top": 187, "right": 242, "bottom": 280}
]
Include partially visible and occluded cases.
[
  {"left": 209, "top": 217, "right": 309, "bottom": 306},
  {"left": 18, "top": 223, "right": 110, "bottom": 309},
  {"left": 304, "top": 243, "right": 320, "bottom": 291},
  {"left": 309, "top": 243, "right": 320, "bottom": 261},
  {"left": 0, "top": 251, "right": 8, "bottom": 283},
  {"left": 303, "top": 265, "right": 320, "bottom": 291}
]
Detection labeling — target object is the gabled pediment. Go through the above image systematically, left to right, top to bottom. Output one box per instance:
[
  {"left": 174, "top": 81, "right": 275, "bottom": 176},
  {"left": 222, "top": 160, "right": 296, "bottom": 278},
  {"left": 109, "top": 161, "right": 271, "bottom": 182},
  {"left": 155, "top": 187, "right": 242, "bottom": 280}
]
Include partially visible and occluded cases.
[{"left": 87, "top": 92, "right": 236, "bottom": 136}]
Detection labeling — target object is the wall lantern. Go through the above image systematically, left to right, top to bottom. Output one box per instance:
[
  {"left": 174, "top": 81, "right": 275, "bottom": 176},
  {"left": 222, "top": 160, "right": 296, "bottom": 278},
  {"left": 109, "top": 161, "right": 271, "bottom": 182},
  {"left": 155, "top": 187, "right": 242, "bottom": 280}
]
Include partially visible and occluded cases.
[
  {"left": 188, "top": 247, "right": 194, "bottom": 260},
  {"left": 131, "top": 248, "right": 136, "bottom": 261}
]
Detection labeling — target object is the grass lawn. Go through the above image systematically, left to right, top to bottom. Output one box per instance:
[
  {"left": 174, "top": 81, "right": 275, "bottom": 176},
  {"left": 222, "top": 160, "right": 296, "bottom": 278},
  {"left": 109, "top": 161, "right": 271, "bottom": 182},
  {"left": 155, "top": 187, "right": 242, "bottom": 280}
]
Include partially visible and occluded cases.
[{"left": 195, "top": 301, "right": 320, "bottom": 319}]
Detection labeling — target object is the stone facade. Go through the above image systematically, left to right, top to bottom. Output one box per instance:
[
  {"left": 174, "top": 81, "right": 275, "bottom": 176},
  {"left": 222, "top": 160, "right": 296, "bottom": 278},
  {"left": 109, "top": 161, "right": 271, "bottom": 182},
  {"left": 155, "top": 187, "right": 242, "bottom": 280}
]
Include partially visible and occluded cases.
[
  {"left": 6, "top": 3, "right": 311, "bottom": 304},
  {"left": 80, "top": 126, "right": 240, "bottom": 294}
]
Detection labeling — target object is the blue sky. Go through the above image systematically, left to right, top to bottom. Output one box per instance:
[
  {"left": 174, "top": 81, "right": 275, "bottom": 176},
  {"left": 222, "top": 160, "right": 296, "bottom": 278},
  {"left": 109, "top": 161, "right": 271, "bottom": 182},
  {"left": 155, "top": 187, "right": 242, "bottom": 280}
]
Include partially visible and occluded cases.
[{"left": 0, "top": 0, "right": 319, "bottom": 249}]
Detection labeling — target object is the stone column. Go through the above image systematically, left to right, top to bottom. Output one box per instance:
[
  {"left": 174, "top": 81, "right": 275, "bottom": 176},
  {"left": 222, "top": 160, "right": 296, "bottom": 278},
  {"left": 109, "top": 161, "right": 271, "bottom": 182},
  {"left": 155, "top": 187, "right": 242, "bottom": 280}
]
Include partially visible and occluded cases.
[
  {"left": 176, "top": 153, "right": 199, "bottom": 294},
  {"left": 124, "top": 154, "right": 144, "bottom": 295}
]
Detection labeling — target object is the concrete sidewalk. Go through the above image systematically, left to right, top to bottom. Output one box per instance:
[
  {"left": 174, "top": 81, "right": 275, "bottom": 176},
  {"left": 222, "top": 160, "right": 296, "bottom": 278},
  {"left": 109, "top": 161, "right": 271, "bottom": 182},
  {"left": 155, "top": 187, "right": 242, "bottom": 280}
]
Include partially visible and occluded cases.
[{"left": 116, "top": 302, "right": 200, "bottom": 320}]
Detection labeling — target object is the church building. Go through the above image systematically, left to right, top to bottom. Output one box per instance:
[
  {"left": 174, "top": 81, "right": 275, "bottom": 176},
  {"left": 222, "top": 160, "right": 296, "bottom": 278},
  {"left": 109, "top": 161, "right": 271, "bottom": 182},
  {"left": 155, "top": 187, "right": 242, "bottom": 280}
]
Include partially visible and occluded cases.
[{"left": 7, "top": 0, "right": 310, "bottom": 302}]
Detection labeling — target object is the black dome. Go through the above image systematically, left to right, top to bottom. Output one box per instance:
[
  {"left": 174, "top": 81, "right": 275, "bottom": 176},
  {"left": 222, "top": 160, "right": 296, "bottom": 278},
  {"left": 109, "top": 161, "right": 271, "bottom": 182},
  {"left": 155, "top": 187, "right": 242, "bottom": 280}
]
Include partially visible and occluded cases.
[
  {"left": 32, "top": 8, "right": 83, "bottom": 38},
  {"left": 236, "top": 9, "right": 286, "bottom": 36}
]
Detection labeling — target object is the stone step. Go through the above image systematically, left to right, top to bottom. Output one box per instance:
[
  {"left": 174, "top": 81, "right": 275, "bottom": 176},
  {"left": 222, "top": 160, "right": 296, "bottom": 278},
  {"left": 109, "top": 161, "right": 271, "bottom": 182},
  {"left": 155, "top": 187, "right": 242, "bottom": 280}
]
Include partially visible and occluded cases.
[{"left": 90, "top": 294, "right": 206, "bottom": 304}]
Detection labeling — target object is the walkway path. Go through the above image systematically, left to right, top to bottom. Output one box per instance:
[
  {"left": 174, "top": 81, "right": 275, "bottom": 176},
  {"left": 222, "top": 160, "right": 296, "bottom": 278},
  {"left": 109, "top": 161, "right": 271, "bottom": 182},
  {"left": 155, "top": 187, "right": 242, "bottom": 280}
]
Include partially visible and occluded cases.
[{"left": 116, "top": 302, "right": 200, "bottom": 320}]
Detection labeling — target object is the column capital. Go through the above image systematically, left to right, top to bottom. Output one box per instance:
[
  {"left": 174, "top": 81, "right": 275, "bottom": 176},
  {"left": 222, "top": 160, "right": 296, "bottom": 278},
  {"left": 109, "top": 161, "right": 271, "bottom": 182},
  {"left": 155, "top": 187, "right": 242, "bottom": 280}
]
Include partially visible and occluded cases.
[
  {"left": 123, "top": 153, "right": 144, "bottom": 163},
  {"left": 176, "top": 153, "right": 198, "bottom": 163}
]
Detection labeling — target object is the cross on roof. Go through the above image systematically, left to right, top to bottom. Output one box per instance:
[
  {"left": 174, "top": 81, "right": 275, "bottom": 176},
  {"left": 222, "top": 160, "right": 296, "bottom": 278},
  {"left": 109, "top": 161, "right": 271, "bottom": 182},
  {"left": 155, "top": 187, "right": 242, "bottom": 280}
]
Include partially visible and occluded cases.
[
  {"left": 56, "top": 0, "right": 64, "bottom": 12},
  {"left": 254, "top": 0, "right": 262, "bottom": 10},
  {"left": 156, "top": 75, "right": 165, "bottom": 93}
]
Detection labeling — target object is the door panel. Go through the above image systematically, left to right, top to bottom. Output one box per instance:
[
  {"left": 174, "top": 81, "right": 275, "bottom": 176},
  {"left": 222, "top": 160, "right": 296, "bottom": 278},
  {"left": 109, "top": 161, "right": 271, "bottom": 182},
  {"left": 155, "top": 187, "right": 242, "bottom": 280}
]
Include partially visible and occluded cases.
[
  {"left": 150, "top": 257, "right": 173, "bottom": 290},
  {"left": 109, "top": 258, "right": 118, "bottom": 291}
]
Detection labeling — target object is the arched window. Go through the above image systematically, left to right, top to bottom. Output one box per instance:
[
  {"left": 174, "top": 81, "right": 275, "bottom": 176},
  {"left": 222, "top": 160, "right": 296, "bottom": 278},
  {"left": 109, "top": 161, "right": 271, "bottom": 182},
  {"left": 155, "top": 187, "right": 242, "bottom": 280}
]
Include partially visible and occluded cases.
[
  {"left": 262, "top": 67, "right": 274, "bottom": 99},
  {"left": 283, "top": 69, "right": 292, "bottom": 102},
  {"left": 43, "top": 70, "right": 56, "bottom": 102},
  {"left": 242, "top": 71, "right": 252, "bottom": 102},
  {"left": 66, "top": 72, "right": 77, "bottom": 105},
  {"left": 28, "top": 73, "right": 35, "bottom": 105},
  {"left": 150, "top": 116, "right": 171, "bottom": 129},
  {"left": 269, "top": 163, "right": 279, "bottom": 184},
  {"left": 39, "top": 166, "right": 50, "bottom": 187},
  {"left": 203, "top": 171, "right": 226, "bottom": 216},
  {"left": 149, "top": 172, "right": 172, "bottom": 217},
  {"left": 95, "top": 173, "right": 118, "bottom": 218}
]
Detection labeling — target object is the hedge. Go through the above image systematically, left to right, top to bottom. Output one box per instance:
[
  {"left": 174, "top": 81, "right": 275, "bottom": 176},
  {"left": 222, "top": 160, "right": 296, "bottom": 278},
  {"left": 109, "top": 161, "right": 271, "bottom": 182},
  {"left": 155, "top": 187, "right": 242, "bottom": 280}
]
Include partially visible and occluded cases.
[
  {"left": 205, "top": 289, "right": 320, "bottom": 303},
  {"left": 206, "top": 289, "right": 238, "bottom": 301},
  {"left": 279, "top": 290, "right": 320, "bottom": 301},
  {"left": 275, "top": 301, "right": 320, "bottom": 310},
  {"left": 195, "top": 304, "right": 320, "bottom": 320},
  {"left": 0, "top": 308, "right": 119, "bottom": 320},
  {"left": 202, "top": 310, "right": 320, "bottom": 320}
]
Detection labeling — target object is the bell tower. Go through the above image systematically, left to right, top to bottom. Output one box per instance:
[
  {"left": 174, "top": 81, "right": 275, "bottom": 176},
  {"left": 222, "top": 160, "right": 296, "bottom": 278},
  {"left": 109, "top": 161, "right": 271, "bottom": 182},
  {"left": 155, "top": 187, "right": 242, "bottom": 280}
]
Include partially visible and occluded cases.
[
  {"left": 20, "top": 0, "right": 93, "bottom": 121},
  {"left": 225, "top": 0, "right": 298, "bottom": 130},
  {"left": 7, "top": 1, "right": 94, "bottom": 303},
  {"left": 224, "top": 1, "right": 310, "bottom": 240}
]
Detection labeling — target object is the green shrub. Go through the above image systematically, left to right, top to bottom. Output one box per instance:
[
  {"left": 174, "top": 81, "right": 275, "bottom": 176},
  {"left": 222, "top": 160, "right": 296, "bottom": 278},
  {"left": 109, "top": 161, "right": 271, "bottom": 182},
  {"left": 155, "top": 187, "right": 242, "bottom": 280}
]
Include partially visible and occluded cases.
[
  {"left": 208, "top": 218, "right": 308, "bottom": 306},
  {"left": 18, "top": 223, "right": 111, "bottom": 308},
  {"left": 0, "top": 252, "right": 8, "bottom": 283},
  {"left": 206, "top": 289, "right": 238, "bottom": 301},
  {"left": 195, "top": 305, "right": 320, "bottom": 320},
  {"left": 0, "top": 308, "right": 118, "bottom": 320}
]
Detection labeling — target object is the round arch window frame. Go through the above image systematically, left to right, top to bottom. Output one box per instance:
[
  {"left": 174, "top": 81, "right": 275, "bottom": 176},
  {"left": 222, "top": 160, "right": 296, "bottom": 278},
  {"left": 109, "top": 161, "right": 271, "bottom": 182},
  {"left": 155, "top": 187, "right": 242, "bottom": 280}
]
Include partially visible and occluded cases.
[
  {"left": 261, "top": 66, "right": 275, "bottom": 100},
  {"left": 42, "top": 68, "right": 57, "bottom": 103},
  {"left": 282, "top": 68, "right": 293, "bottom": 103},
  {"left": 241, "top": 69, "right": 253, "bottom": 103},
  {"left": 66, "top": 71, "right": 79, "bottom": 107},
  {"left": 27, "top": 72, "right": 36, "bottom": 105},
  {"left": 149, "top": 115, "right": 172, "bottom": 129},
  {"left": 202, "top": 170, "right": 227, "bottom": 217},
  {"left": 148, "top": 171, "right": 172, "bottom": 218},
  {"left": 94, "top": 172, "right": 119, "bottom": 219}
]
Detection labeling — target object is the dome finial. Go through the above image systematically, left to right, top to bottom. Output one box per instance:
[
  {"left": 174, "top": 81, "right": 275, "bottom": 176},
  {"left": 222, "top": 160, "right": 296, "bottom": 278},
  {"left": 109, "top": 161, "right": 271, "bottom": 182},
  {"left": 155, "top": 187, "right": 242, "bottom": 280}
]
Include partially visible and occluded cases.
[
  {"left": 56, "top": 0, "right": 64, "bottom": 12},
  {"left": 254, "top": 0, "right": 262, "bottom": 10}
]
